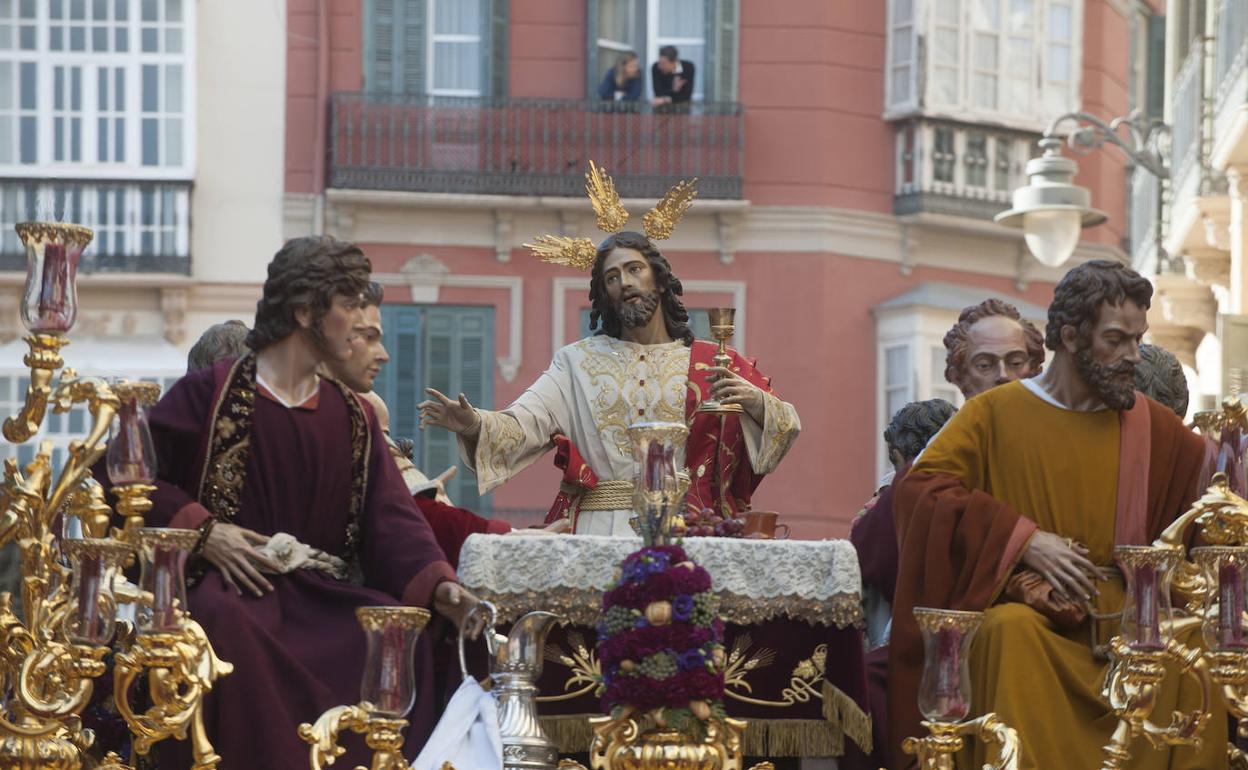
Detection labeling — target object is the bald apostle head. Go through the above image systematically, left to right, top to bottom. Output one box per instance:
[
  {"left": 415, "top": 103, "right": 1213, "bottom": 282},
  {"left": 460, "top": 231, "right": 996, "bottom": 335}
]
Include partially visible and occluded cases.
[
  {"left": 943, "top": 298, "right": 1046, "bottom": 399},
  {"left": 187, "top": 320, "right": 249, "bottom": 373}
]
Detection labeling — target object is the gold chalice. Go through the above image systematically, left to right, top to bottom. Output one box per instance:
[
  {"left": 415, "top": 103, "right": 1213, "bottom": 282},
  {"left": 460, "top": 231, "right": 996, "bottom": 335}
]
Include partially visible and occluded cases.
[{"left": 697, "top": 308, "right": 743, "bottom": 415}]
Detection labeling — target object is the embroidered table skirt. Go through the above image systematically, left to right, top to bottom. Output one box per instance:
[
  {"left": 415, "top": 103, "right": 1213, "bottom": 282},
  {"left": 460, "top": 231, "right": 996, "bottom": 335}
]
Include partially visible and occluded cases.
[{"left": 457, "top": 534, "right": 871, "bottom": 759}]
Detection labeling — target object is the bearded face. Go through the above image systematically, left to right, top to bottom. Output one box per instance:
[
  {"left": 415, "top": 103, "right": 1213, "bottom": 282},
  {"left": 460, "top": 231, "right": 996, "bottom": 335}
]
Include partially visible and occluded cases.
[
  {"left": 613, "top": 287, "right": 660, "bottom": 328},
  {"left": 1073, "top": 347, "right": 1137, "bottom": 410}
]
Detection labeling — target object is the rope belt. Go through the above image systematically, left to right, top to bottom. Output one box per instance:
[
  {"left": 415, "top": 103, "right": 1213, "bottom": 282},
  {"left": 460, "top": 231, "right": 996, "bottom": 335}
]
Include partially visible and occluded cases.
[{"left": 576, "top": 480, "right": 636, "bottom": 512}]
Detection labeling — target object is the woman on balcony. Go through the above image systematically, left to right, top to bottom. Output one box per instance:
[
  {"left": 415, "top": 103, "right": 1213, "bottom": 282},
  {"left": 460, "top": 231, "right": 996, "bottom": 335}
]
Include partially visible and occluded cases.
[{"left": 597, "top": 51, "right": 643, "bottom": 104}]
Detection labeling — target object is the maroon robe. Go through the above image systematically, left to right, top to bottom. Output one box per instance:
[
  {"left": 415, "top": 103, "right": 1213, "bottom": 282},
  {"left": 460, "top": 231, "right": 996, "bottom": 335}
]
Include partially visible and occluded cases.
[
  {"left": 148, "top": 357, "right": 456, "bottom": 770},
  {"left": 414, "top": 494, "right": 510, "bottom": 569}
]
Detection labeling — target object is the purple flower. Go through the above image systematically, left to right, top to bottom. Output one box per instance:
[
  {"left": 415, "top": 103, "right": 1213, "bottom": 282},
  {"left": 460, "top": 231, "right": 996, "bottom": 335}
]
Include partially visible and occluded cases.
[
  {"left": 672, "top": 594, "right": 694, "bottom": 622},
  {"left": 677, "top": 648, "right": 705, "bottom": 671}
]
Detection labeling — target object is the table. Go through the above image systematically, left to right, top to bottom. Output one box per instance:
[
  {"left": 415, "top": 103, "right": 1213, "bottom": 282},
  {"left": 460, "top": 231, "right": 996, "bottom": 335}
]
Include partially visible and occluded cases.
[{"left": 457, "top": 534, "right": 871, "bottom": 760}]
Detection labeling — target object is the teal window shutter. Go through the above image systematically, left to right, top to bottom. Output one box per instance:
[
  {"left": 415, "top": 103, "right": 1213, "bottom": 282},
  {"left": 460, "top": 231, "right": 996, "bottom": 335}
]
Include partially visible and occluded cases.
[
  {"left": 364, "top": 0, "right": 428, "bottom": 94},
  {"left": 484, "top": 0, "right": 510, "bottom": 98},
  {"left": 585, "top": 0, "right": 601, "bottom": 99},
  {"left": 706, "top": 0, "right": 740, "bottom": 102},
  {"left": 1146, "top": 14, "right": 1165, "bottom": 120},
  {"left": 377, "top": 304, "right": 425, "bottom": 457},
  {"left": 421, "top": 306, "right": 495, "bottom": 513}
]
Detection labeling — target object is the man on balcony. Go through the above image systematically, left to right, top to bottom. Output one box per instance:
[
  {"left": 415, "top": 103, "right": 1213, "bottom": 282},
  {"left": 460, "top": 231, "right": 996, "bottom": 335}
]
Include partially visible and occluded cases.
[
  {"left": 651, "top": 45, "right": 695, "bottom": 107},
  {"left": 419, "top": 230, "right": 800, "bottom": 536},
  {"left": 889, "top": 260, "right": 1225, "bottom": 770}
]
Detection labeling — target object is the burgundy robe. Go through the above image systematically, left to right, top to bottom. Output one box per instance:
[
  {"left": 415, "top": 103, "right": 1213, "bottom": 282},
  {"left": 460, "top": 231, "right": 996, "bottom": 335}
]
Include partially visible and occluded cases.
[
  {"left": 148, "top": 359, "right": 456, "bottom": 770},
  {"left": 414, "top": 495, "right": 510, "bottom": 569}
]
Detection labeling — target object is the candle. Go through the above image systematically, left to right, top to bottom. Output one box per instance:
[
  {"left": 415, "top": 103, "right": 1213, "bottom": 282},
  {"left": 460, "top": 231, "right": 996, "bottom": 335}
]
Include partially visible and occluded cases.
[
  {"left": 151, "top": 544, "right": 179, "bottom": 632},
  {"left": 75, "top": 552, "right": 103, "bottom": 644},
  {"left": 1219, "top": 561, "right": 1248, "bottom": 650},
  {"left": 1134, "top": 565, "right": 1162, "bottom": 650},
  {"left": 378, "top": 624, "right": 403, "bottom": 714},
  {"left": 934, "top": 627, "right": 968, "bottom": 721}
]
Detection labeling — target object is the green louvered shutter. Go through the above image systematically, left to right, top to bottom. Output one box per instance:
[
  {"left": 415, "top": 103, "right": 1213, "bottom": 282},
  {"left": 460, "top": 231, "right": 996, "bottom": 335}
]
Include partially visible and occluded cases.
[
  {"left": 364, "top": 0, "right": 427, "bottom": 94},
  {"left": 484, "top": 0, "right": 510, "bottom": 97},
  {"left": 706, "top": 0, "right": 740, "bottom": 102},
  {"left": 1146, "top": 14, "right": 1166, "bottom": 120},
  {"left": 377, "top": 305, "right": 425, "bottom": 461},
  {"left": 421, "top": 306, "right": 495, "bottom": 512}
]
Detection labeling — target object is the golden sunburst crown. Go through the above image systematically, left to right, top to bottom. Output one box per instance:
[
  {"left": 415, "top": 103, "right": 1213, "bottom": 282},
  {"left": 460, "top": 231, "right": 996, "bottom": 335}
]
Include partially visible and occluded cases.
[{"left": 522, "top": 161, "right": 698, "bottom": 270}]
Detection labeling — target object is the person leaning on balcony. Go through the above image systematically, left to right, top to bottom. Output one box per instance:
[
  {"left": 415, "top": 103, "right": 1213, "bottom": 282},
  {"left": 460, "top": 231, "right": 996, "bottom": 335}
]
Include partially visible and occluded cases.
[
  {"left": 651, "top": 45, "right": 695, "bottom": 107},
  {"left": 597, "top": 50, "right": 643, "bottom": 103},
  {"left": 889, "top": 260, "right": 1226, "bottom": 770}
]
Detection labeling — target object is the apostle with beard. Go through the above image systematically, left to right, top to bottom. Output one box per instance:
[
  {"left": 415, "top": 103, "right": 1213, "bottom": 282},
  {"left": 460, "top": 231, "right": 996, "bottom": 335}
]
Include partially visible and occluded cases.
[
  {"left": 419, "top": 230, "right": 800, "bottom": 535},
  {"left": 887, "top": 259, "right": 1224, "bottom": 770}
]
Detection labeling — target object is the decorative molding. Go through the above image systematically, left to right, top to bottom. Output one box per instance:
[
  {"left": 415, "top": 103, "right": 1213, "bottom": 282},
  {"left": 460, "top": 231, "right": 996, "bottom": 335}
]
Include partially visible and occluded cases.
[
  {"left": 1200, "top": 199, "right": 1233, "bottom": 251},
  {"left": 557, "top": 209, "right": 580, "bottom": 238},
  {"left": 493, "top": 210, "right": 514, "bottom": 263},
  {"left": 1013, "top": 241, "right": 1032, "bottom": 292},
  {"left": 1184, "top": 248, "right": 1232, "bottom": 292},
  {"left": 382, "top": 257, "right": 524, "bottom": 382},
  {"left": 1155, "top": 274, "right": 1217, "bottom": 335},
  {"left": 550, "top": 277, "right": 747, "bottom": 353},
  {"left": 159, "top": 287, "right": 189, "bottom": 345}
]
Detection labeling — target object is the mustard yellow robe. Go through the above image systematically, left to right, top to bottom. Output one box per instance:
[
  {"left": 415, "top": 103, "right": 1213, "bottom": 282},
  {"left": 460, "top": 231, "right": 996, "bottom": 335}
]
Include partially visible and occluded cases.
[{"left": 906, "top": 382, "right": 1224, "bottom": 770}]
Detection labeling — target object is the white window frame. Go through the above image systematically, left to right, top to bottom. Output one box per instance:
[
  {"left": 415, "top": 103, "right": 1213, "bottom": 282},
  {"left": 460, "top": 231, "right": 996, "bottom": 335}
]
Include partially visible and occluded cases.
[
  {"left": 0, "top": 0, "right": 195, "bottom": 180},
  {"left": 427, "top": 0, "right": 483, "bottom": 97},
  {"left": 645, "top": 0, "right": 706, "bottom": 102},
  {"left": 883, "top": 0, "right": 1083, "bottom": 132}
]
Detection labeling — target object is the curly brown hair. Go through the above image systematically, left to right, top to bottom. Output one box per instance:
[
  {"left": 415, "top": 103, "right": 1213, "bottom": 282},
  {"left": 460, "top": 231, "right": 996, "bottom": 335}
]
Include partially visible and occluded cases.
[
  {"left": 589, "top": 231, "right": 694, "bottom": 346},
  {"left": 246, "top": 236, "right": 372, "bottom": 352},
  {"left": 1045, "top": 259, "right": 1153, "bottom": 352},
  {"left": 943, "top": 298, "right": 1046, "bottom": 385},
  {"left": 1135, "top": 343, "right": 1189, "bottom": 417}
]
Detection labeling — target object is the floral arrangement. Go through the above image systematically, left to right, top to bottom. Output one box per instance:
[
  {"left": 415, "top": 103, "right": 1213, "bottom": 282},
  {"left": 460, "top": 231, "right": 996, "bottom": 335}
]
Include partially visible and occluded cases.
[{"left": 596, "top": 543, "right": 727, "bottom": 735}]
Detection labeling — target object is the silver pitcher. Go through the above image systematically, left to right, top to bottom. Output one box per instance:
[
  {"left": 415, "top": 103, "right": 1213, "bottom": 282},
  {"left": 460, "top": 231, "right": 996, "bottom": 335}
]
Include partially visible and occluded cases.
[{"left": 459, "top": 601, "right": 562, "bottom": 770}]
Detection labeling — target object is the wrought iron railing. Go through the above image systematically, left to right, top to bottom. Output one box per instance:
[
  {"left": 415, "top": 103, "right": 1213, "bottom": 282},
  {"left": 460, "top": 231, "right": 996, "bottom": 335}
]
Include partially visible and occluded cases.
[
  {"left": 1171, "top": 41, "right": 1207, "bottom": 206},
  {"left": 328, "top": 93, "right": 745, "bottom": 199},
  {"left": 892, "top": 118, "right": 1038, "bottom": 220},
  {"left": 1129, "top": 163, "right": 1162, "bottom": 274},
  {"left": 0, "top": 179, "right": 191, "bottom": 274}
]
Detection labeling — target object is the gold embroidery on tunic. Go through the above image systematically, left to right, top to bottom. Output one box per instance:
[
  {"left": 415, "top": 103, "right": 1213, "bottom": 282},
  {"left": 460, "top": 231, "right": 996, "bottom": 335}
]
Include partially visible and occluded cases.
[
  {"left": 576, "top": 338, "right": 689, "bottom": 457},
  {"left": 476, "top": 410, "right": 529, "bottom": 486},
  {"left": 537, "top": 631, "right": 602, "bottom": 703}
]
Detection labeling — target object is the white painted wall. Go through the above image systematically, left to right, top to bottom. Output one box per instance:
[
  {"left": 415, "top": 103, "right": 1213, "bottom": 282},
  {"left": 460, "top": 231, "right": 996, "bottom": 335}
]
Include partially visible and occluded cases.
[{"left": 192, "top": 0, "right": 286, "bottom": 284}]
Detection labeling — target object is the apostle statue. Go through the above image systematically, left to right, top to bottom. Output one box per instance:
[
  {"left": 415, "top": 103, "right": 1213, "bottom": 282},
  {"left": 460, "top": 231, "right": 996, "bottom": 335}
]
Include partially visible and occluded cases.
[
  {"left": 419, "top": 164, "right": 800, "bottom": 535},
  {"left": 144, "top": 237, "right": 480, "bottom": 769},
  {"left": 889, "top": 260, "right": 1225, "bottom": 769},
  {"left": 942, "top": 297, "right": 1046, "bottom": 399}
]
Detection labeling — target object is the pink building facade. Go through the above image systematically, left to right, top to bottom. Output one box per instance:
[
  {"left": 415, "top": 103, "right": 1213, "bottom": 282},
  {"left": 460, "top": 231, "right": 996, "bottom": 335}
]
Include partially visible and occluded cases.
[{"left": 279, "top": 0, "right": 1149, "bottom": 539}]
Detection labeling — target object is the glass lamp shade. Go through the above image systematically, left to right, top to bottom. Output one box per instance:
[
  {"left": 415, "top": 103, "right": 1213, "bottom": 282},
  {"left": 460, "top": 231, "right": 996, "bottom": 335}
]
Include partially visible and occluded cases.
[
  {"left": 1022, "top": 209, "right": 1083, "bottom": 268},
  {"left": 15, "top": 222, "right": 93, "bottom": 335},
  {"left": 106, "top": 382, "right": 161, "bottom": 486},
  {"left": 627, "top": 421, "right": 689, "bottom": 544},
  {"left": 134, "top": 528, "right": 197, "bottom": 635},
  {"left": 61, "top": 538, "right": 133, "bottom": 646},
  {"left": 1116, "top": 545, "right": 1180, "bottom": 651},
  {"left": 1192, "top": 546, "right": 1248, "bottom": 652},
  {"left": 357, "top": 606, "right": 431, "bottom": 718},
  {"left": 914, "top": 607, "right": 983, "bottom": 724}
]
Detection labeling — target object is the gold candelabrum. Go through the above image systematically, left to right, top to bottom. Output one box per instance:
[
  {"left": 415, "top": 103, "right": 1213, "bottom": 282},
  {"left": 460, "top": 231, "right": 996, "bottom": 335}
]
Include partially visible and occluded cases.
[
  {"left": 0, "top": 221, "right": 232, "bottom": 770},
  {"left": 1097, "top": 396, "right": 1248, "bottom": 770},
  {"left": 299, "top": 606, "right": 431, "bottom": 770},
  {"left": 901, "top": 608, "right": 1020, "bottom": 770}
]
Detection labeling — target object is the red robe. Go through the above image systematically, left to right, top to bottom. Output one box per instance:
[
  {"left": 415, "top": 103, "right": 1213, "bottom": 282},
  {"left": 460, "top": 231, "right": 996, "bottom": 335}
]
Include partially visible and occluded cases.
[{"left": 148, "top": 357, "right": 456, "bottom": 770}]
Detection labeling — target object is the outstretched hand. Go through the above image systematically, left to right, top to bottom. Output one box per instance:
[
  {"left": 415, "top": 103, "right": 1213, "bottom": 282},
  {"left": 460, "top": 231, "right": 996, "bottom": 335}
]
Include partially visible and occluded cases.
[
  {"left": 707, "top": 366, "right": 766, "bottom": 424},
  {"left": 418, "top": 388, "right": 480, "bottom": 435},
  {"left": 201, "top": 523, "right": 282, "bottom": 598},
  {"left": 1020, "top": 530, "right": 1113, "bottom": 602}
]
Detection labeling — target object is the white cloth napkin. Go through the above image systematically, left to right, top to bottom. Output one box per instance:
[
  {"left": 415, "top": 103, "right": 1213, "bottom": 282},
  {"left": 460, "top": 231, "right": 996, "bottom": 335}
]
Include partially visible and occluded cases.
[{"left": 410, "top": 678, "right": 503, "bottom": 770}]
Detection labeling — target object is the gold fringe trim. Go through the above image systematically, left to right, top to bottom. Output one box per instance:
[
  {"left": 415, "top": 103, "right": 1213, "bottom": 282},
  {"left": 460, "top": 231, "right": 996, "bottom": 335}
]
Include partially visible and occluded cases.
[
  {"left": 822, "top": 680, "right": 873, "bottom": 755},
  {"left": 540, "top": 691, "right": 874, "bottom": 759}
]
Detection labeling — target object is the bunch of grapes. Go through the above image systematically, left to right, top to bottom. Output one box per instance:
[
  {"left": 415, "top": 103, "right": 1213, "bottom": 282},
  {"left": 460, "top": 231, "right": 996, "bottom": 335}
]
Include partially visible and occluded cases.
[{"left": 678, "top": 507, "right": 747, "bottom": 538}]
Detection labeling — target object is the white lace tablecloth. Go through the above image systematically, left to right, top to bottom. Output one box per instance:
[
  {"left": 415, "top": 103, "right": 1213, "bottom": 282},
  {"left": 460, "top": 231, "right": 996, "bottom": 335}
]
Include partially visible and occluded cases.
[{"left": 457, "top": 534, "right": 863, "bottom": 629}]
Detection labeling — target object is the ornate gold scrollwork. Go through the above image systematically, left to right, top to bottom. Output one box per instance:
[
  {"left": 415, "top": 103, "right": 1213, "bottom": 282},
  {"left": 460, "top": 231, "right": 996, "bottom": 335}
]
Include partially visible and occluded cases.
[
  {"left": 297, "top": 705, "right": 409, "bottom": 770},
  {"left": 901, "top": 714, "right": 1020, "bottom": 770}
]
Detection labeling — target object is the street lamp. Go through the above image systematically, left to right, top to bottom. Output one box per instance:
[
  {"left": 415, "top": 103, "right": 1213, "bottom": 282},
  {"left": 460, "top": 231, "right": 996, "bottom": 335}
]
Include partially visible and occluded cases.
[{"left": 996, "top": 111, "right": 1169, "bottom": 268}]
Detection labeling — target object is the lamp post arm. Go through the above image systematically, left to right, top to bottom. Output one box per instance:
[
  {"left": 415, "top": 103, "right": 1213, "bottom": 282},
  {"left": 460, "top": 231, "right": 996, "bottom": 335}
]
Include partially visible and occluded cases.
[{"left": 1043, "top": 110, "right": 1171, "bottom": 180}]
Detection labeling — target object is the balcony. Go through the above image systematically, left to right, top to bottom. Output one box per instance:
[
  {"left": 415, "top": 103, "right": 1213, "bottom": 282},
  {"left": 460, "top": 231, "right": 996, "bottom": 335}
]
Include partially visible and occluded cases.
[
  {"left": 1171, "top": 40, "right": 1210, "bottom": 210},
  {"left": 327, "top": 93, "right": 745, "bottom": 199},
  {"left": 892, "top": 118, "right": 1038, "bottom": 220},
  {"left": 1129, "top": 164, "right": 1162, "bottom": 274},
  {"left": 0, "top": 179, "right": 191, "bottom": 275}
]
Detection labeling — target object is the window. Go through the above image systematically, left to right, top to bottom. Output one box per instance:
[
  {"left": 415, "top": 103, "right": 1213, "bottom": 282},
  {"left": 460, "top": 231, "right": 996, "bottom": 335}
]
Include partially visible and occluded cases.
[
  {"left": 0, "top": 0, "right": 193, "bottom": 177},
  {"left": 364, "top": 0, "right": 506, "bottom": 98},
  {"left": 428, "top": 0, "right": 482, "bottom": 96},
  {"left": 588, "top": 0, "right": 738, "bottom": 103},
  {"left": 886, "top": 0, "right": 1082, "bottom": 130},
  {"left": 374, "top": 304, "right": 495, "bottom": 513}
]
